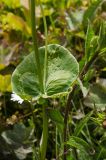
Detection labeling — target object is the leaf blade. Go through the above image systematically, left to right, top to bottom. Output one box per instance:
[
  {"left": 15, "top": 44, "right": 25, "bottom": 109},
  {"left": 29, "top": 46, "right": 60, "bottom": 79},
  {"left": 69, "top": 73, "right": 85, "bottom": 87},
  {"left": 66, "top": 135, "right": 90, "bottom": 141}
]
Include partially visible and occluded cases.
[
  {"left": 12, "top": 44, "right": 79, "bottom": 100},
  {"left": 74, "top": 111, "right": 93, "bottom": 136}
]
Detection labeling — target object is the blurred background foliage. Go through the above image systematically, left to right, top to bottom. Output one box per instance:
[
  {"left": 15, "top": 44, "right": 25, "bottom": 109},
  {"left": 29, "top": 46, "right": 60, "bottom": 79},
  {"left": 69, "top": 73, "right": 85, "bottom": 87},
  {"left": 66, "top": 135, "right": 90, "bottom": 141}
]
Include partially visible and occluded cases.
[{"left": 0, "top": 0, "right": 106, "bottom": 159}]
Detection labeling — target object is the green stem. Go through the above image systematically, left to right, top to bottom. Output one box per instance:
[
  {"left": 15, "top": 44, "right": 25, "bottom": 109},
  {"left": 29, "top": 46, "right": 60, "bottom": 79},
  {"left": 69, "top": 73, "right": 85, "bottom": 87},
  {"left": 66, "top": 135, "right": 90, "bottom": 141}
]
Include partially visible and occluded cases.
[
  {"left": 30, "top": 0, "right": 43, "bottom": 92},
  {"left": 39, "top": 1, "right": 48, "bottom": 92},
  {"left": 49, "top": 15, "right": 55, "bottom": 31},
  {"left": 30, "top": 102, "right": 36, "bottom": 128},
  {"left": 40, "top": 106, "right": 48, "bottom": 160},
  {"left": 56, "top": 127, "right": 58, "bottom": 159},
  {"left": 97, "top": 147, "right": 103, "bottom": 160}
]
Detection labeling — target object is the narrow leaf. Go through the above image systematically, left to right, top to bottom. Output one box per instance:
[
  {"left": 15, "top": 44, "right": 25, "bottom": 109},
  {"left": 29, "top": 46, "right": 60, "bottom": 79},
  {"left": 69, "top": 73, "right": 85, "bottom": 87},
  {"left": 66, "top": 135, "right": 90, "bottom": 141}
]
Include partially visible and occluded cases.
[
  {"left": 83, "top": 0, "right": 103, "bottom": 27},
  {"left": 98, "top": 22, "right": 106, "bottom": 50},
  {"left": 85, "top": 23, "right": 94, "bottom": 62},
  {"left": 47, "top": 109, "right": 64, "bottom": 132},
  {"left": 74, "top": 111, "right": 93, "bottom": 136},
  {"left": 67, "top": 136, "right": 90, "bottom": 152}
]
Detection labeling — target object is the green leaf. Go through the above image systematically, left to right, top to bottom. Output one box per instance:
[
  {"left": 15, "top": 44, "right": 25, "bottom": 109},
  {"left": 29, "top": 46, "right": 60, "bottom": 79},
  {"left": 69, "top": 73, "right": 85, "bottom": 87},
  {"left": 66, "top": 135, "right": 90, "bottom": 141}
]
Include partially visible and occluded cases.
[
  {"left": 1, "top": 0, "right": 20, "bottom": 8},
  {"left": 83, "top": 0, "right": 103, "bottom": 27},
  {"left": 66, "top": 10, "right": 84, "bottom": 30},
  {"left": 2, "top": 13, "right": 31, "bottom": 36},
  {"left": 85, "top": 22, "right": 106, "bottom": 63},
  {"left": 98, "top": 22, "right": 106, "bottom": 50},
  {"left": 85, "top": 23, "right": 94, "bottom": 62},
  {"left": 12, "top": 44, "right": 79, "bottom": 100},
  {"left": 0, "top": 74, "right": 11, "bottom": 92},
  {"left": 77, "top": 78, "right": 88, "bottom": 97},
  {"left": 84, "top": 83, "right": 106, "bottom": 110},
  {"left": 47, "top": 109, "right": 64, "bottom": 132},
  {"left": 47, "top": 109, "right": 63, "bottom": 124},
  {"left": 74, "top": 111, "right": 93, "bottom": 136},
  {"left": 2, "top": 123, "right": 34, "bottom": 160},
  {"left": 67, "top": 136, "right": 91, "bottom": 153},
  {"left": 67, "top": 136, "right": 93, "bottom": 160},
  {"left": 96, "top": 146, "right": 106, "bottom": 160}
]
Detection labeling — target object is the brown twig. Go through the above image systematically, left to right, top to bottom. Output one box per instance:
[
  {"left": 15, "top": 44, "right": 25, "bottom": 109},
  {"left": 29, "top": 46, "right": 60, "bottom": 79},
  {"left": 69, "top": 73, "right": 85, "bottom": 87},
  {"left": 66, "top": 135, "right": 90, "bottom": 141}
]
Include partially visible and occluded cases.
[{"left": 63, "top": 85, "right": 76, "bottom": 159}]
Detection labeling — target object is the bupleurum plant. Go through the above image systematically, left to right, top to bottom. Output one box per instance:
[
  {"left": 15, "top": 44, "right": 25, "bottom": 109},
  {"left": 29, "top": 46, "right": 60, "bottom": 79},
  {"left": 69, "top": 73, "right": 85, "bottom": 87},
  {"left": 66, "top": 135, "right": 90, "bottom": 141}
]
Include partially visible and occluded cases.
[{"left": 11, "top": 0, "right": 79, "bottom": 159}]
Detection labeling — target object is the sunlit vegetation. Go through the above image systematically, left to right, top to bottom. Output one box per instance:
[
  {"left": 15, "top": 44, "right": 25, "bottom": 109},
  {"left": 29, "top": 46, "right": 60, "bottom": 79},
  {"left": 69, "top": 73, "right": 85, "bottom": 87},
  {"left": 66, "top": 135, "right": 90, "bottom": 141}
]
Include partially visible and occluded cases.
[{"left": 0, "top": 0, "right": 106, "bottom": 160}]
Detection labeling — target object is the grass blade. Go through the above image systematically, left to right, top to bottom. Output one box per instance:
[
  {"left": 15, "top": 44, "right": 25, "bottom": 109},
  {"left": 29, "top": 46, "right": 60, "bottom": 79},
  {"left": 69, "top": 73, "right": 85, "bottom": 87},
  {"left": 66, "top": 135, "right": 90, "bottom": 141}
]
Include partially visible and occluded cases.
[{"left": 74, "top": 111, "right": 93, "bottom": 136}]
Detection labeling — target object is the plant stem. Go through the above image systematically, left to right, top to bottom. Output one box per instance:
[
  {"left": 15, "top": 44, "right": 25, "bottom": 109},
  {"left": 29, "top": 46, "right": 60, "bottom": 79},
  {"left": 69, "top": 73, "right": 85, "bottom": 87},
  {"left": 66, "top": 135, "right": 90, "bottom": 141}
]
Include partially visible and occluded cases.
[
  {"left": 30, "top": 0, "right": 43, "bottom": 92},
  {"left": 39, "top": 1, "right": 48, "bottom": 92},
  {"left": 63, "top": 51, "right": 99, "bottom": 160},
  {"left": 63, "top": 85, "right": 76, "bottom": 160},
  {"left": 3, "top": 94, "right": 7, "bottom": 118},
  {"left": 30, "top": 102, "right": 36, "bottom": 128},
  {"left": 40, "top": 106, "right": 48, "bottom": 160},
  {"left": 56, "top": 127, "right": 58, "bottom": 159}
]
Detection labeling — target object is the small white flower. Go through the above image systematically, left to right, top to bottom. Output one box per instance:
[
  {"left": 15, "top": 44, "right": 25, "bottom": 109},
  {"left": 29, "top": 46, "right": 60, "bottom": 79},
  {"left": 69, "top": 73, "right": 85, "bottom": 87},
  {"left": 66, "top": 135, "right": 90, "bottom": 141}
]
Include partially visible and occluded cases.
[{"left": 11, "top": 92, "right": 24, "bottom": 104}]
